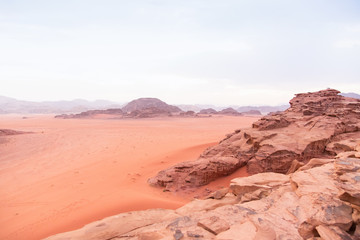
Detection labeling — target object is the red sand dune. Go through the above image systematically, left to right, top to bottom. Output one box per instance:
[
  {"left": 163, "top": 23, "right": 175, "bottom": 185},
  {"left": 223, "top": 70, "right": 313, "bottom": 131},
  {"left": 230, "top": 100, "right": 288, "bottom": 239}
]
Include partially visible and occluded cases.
[{"left": 0, "top": 115, "right": 257, "bottom": 240}]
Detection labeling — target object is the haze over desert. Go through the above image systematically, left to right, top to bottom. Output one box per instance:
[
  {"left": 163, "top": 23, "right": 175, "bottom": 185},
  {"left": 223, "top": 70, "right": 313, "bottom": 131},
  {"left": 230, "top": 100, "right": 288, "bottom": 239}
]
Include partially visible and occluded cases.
[
  {"left": 1, "top": 1, "right": 360, "bottom": 239},
  {"left": 0, "top": 115, "right": 255, "bottom": 240}
]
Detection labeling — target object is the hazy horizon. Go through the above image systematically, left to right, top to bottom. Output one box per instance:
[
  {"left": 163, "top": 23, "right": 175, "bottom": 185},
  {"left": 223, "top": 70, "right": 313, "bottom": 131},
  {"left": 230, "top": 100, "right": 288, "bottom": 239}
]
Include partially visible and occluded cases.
[{"left": 1, "top": 0, "right": 359, "bottom": 105}]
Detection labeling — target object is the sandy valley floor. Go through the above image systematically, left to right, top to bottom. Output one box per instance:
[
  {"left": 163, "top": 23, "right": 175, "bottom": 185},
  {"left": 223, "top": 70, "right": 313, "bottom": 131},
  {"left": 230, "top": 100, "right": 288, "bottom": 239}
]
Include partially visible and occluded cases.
[{"left": 0, "top": 115, "right": 257, "bottom": 240}]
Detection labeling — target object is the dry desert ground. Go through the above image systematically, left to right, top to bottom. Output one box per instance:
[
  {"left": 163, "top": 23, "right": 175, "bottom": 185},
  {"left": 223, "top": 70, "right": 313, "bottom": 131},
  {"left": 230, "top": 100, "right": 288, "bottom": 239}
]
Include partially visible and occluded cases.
[{"left": 0, "top": 115, "right": 256, "bottom": 240}]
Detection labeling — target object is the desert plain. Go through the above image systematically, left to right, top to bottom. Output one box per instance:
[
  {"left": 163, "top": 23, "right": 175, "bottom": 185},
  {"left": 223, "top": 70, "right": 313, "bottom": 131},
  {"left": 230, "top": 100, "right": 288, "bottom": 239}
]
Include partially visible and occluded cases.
[{"left": 0, "top": 115, "right": 256, "bottom": 240}]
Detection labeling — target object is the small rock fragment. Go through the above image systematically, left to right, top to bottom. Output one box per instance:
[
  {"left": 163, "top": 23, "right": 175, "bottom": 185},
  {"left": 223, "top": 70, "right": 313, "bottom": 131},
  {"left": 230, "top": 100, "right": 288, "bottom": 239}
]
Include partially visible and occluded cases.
[{"left": 197, "top": 216, "right": 230, "bottom": 235}]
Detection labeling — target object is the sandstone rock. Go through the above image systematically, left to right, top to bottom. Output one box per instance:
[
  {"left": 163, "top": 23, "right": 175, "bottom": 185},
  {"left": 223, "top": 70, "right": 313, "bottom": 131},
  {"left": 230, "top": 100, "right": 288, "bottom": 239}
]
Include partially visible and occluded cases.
[
  {"left": 149, "top": 89, "right": 360, "bottom": 191},
  {"left": 125, "top": 107, "right": 172, "bottom": 118},
  {"left": 336, "top": 151, "right": 360, "bottom": 159},
  {"left": 45, "top": 157, "right": 360, "bottom": 240},
  {"left": 148, "top": 157, "right": 244, "bottom": 190},
  {"left": 297, "top": 158, "right": 334, "bottom": 171},
  {"left": 286, "top": 159, "right": 304, "bottom": 174},
  {"left": 230, "top": 172, "right": 289, "bottom": 201},
  {"left": 175, "top": 195, "right": 239, "bottom": 216},
  {"left": 43, "top": 209, "right": 179, "bottom": 240},
  {"left": 197, "top": 216, "right": 230, "bottom": 235},
  {"left": 252, "top": 218, "right": 277, "bottom": 240},
  {"left": 316, "top": 225, "right": 353, "bottom": 240}
]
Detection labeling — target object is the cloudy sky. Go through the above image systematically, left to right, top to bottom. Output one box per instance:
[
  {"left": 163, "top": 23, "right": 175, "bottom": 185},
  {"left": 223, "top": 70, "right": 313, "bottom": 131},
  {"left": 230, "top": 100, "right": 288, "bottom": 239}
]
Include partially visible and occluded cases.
[{"left": 1, "top": 0, "right": 359, "bottom": 105}]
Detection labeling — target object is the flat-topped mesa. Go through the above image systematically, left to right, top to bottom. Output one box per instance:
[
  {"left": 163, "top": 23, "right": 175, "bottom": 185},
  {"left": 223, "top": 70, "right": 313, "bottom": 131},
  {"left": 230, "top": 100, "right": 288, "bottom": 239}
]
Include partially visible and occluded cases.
[{"left": 148, "top": 89, "right": 360, "bottom": 191}]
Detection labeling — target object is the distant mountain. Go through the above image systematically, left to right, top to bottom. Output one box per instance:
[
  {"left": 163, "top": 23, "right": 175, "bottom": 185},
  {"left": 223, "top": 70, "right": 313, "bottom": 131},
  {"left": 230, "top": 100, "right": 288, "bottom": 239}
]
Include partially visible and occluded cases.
[
  {"left": 340, "top": 92, "right": 360, "bottom": 99},
  {"left": 0, "top": 96, "right": 122, "bottom": 114},
  {"left": 56, "top": 98, "right": 183, "bottom": 119},
  {"left": 122, "top": 98, "right": 181, "bottom": 113},
  {"left": 237, "top": 105, "right": 289, "bottom": 115},
  {"left": 218, "top": 107, "right": 242, "bottom": 116},
  {"left": 199, "top": 108, "right": 218, "bottom": 114},
  {"left": 240, "top": 110, "right": 262, "bottom": 115}
]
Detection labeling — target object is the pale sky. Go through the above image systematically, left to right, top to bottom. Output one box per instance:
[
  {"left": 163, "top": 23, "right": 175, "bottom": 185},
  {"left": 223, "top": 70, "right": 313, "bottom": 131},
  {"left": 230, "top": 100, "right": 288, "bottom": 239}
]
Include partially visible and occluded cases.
[{"left": 1, "top": 0, "right": 359, "bottom": 105}]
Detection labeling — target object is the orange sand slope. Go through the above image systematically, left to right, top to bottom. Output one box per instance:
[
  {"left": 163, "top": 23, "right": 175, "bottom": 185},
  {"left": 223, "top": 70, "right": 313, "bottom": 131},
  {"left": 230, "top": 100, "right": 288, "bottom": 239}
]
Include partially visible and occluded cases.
[{"left": 0, "top": 115, "right": 257, "bottom": 240}]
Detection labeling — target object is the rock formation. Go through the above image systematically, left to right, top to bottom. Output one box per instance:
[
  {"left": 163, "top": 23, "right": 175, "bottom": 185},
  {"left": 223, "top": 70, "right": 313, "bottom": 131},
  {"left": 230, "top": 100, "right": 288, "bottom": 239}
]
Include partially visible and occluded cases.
[
  {"left": 148, "top": 89, "right": 360, "bottom": 191},
  {"left": 122, "top": 98, "right": 181, "bottom": 113},
  {"left": 126, "top": 107, "right": 172, "bottom": 118},
  {"left": 199, "top": 108, "right": 218, "bottom": 115},
  {"left": 217, "top": 108, "right": 242, "bottom": 116},
  {"left": 240, "top": 110, "right": 262, "bottom": 115},
  {"left": 179, "top": 111, "right": 197, "bottom": 117},
  {"left": 44, "top": 152, "right": 360, "bottom": 239}
]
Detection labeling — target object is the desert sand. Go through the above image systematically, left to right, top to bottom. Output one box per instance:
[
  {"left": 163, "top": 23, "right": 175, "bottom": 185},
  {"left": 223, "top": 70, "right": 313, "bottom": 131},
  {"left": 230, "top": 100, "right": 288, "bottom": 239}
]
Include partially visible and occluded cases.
[{"left": 0, "top": 115, "right": 256, "bottom": 240}]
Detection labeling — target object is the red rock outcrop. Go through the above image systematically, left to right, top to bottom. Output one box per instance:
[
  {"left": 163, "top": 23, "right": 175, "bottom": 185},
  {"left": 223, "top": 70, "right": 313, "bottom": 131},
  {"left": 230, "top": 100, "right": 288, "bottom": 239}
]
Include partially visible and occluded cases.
[
  {"left": 148, "top": 89, "right": 360, "bottom": 190},
  {"left": 122, "top": 98, "right": 181, "bottom": 113},
  {"left": 44, "top": 154, "right": 360, "bottom": 240}
]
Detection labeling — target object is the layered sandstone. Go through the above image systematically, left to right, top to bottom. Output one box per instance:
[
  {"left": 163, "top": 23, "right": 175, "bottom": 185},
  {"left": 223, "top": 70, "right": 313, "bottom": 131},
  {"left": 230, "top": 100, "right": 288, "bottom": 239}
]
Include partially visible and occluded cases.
[
  {"left": 149, "top": 89, "right": 360, "bottom": 190},
  {"left": 44, "top": 153, "right": 360, "bottom": 240}
]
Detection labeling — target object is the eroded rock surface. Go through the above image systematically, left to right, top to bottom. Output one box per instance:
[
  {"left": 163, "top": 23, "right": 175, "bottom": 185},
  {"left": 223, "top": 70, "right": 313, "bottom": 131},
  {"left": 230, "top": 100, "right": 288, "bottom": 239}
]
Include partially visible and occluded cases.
[
  {"left": 149, "top": 89, "right": 360, "bottom": 190},
  {"left": 44, "top": 155, "right": 360, "bottom": 240}
]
